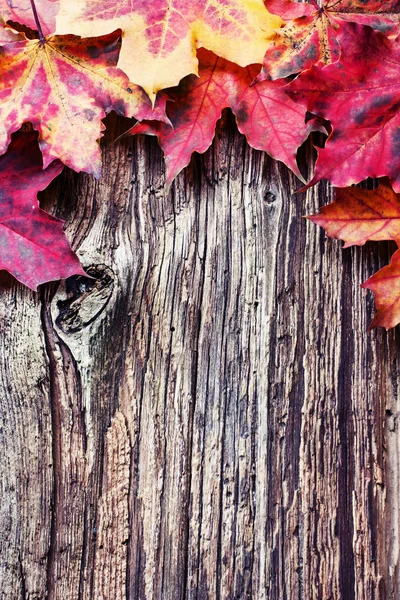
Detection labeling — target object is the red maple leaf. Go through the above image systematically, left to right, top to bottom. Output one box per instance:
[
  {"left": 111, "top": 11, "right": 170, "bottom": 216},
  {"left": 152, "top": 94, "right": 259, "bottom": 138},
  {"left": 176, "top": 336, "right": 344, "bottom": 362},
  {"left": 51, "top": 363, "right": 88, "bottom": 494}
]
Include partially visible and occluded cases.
[
  {"left": 261, "top": 0, "right": 400, "bottom": 80},
  {"left": 265, "top": 0, "right": 315, "bottom": 20},
  {"left": 286, "top": 24, "right": 400, "bottom": 191},
  {"left": 0, "top": 30, "right": 168, "bottom": 177},
  {"left": 124, "top": 49, "right": 321, "bottom": 187},
  {"left": 0, "top": 130, "right": 85, "bottom": 290}
]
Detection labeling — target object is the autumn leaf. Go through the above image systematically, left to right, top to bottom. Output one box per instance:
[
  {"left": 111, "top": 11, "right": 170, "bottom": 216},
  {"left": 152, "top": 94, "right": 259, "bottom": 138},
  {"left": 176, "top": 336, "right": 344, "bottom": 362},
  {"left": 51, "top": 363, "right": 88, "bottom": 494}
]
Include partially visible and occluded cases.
[
  {"left": 0, "top": 0, "right": 59, "bottom": 36},
  {"left": 55, "top": 0, "right": 283, "bottom": 101},
  {"left": 261, "top": 0, "right": 400, "bottom": 81},
  {"left": 265, "top": 0, "right": 315, "bottom": 20},
  {"left": 333, "top": 0, "right": 400, "bottom": 33},
  {"left": 261, "top": 5, "right": 339, "bottom": 80},
  {"left": 286, "top": 23, "right": 400, "bottom": 192},
  {"left": 0, "top": 30, "right": 168, "bottom": 177},
  {"left": 125, "top": 49, "right": 321, "bottom": 186},
  {"left": 0, "top": 130, "right": 85, "bottom": 290},
  {"left": 309, "top": 182, "right": 400, "bottom": 329},
  {"left": 308, "top": 183, "right": 400, "bottom": 247},
  {"left": 361, "top": 250, "right": 400, "bottom": 330}
]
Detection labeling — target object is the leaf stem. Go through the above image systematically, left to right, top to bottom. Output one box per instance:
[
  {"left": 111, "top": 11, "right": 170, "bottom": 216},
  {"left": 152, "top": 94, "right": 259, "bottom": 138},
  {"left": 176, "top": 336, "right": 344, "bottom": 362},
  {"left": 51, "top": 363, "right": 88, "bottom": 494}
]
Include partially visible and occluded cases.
[{"left": 30, "top": 0, "right": 45, "bottom": 43}]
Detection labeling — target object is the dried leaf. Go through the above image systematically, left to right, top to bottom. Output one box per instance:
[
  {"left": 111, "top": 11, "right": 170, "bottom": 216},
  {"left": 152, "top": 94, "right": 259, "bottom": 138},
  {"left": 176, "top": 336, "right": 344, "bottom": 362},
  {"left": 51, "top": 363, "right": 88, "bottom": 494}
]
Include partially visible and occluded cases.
[
  {"left": 55, "top": 0, "right": 282, "bottom": 100},
  {"left": 261, "top": 0, "right": 400, "bottom": 80},
  {"left": 265, "top": 0, "right": 315, "bottom": 20},
  {"left": 287, "top": 24, "right": 400, "bottom": 191},
  {"left": 0, "top": 31, "right": 167, "bottom": 177},
  {"left": 126, "top": 49, "right": 319, "bottom": 186},
  {"left": 0, "top": 130, "right": 85, "bottom": 289},
  {"left": 309, "top": 181, "right": 400, "bottom": 329},
  {"left": 309, "top": 183, "right": 400, "bottom": 247},
  {"left": 362, "top": 251, "right": 400, "bottom": 330}
]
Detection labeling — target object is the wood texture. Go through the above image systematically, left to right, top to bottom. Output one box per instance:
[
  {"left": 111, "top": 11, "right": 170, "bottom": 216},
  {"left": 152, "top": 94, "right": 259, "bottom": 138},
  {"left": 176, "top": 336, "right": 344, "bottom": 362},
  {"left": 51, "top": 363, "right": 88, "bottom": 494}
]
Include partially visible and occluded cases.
[{"left": 0, "top": 111, "right": 399, "bottom": 599}]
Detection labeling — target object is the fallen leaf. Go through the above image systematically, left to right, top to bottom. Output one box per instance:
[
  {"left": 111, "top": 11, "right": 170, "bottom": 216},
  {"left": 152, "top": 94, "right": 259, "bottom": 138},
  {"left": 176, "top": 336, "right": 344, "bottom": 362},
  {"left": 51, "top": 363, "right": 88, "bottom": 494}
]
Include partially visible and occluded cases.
[
  {"left": 55, "top": 0, "right": 283, "bottom": 101},
  {"left": 261, "top": 0, "right": 400, "bottom": 80},
  {"left": 265, "top": 0, "right": 315, "bottom": 20},
  {"left": 335, "top": 0, "right": 400, "bottom": 33},
  {"left": 286, "top": 23, "right": 400, "bottom": 191},
  {"left": 0, "top": 30, "right": 167, "bottom": 177},
  {"left": 125, "top": 49, "right": 320, "bottom": 186},
  {"left": 0, "top": 130, "right": 85, "bottom": 290},
  {"left": 309, "top": 181, "right": 400, "bottom": 329},
  {"left": 309, "top": 183, "right": 400, "bottom": 247},
  {"left": 361, "top": 250, "right": 400, "bottom": 330}
]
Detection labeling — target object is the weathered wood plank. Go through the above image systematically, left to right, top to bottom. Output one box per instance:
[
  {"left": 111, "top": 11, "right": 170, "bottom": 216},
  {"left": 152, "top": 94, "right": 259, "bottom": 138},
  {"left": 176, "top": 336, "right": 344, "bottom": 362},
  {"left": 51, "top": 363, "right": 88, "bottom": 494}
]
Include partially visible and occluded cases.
[{"left": 0, "top": 112, "right": 399, "bottom": 599}]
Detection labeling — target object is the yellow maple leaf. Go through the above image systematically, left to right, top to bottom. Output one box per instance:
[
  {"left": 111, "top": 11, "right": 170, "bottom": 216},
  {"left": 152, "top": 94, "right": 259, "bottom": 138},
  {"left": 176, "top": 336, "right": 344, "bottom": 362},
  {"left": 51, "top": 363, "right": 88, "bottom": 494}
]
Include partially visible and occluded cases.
[{"left": 55, "top": 0, "right": 282, "bottom": 101}]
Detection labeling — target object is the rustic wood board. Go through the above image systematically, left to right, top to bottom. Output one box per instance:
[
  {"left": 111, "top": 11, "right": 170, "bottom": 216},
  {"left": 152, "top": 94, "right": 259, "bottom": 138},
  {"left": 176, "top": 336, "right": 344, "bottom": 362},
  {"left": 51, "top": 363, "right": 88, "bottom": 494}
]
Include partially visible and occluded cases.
[{"left": 0, "top": 112, "right": 399, "bottom": 599}]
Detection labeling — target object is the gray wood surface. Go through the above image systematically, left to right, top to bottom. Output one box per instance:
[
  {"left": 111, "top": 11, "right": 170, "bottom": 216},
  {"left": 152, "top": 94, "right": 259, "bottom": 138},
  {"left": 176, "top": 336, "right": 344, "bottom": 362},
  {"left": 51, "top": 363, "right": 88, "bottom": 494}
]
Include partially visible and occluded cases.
[{"left": 0, "top": 111, "right": 399, "bottom": 599}]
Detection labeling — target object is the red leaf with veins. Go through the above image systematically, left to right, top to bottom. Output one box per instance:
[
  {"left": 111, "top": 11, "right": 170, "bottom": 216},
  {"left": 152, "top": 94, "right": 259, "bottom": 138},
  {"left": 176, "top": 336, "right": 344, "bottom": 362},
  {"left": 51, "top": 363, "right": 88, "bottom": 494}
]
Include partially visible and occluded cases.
[
  {"left": 261, "top": 0, "right": 400, "bottom": 81},
  {"left": 265, "top": 0, "right": 315, "bottom": 20},
  {"left": 286, "top": 24, "right": 400, "bottom": 191},
  {"left": 0, "top": 30, "right": 168, "bottom": 177},
  {"left": 125, "top": 49, "right": 320, "bottom": 186},
  {"left": 0, "top": 130, "right": 85, "bottom": 290}
]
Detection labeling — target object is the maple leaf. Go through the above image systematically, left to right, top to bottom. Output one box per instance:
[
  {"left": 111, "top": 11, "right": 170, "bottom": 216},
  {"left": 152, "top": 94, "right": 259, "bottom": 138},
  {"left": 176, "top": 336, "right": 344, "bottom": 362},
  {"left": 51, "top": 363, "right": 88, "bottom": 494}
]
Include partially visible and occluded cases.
[
  {"left": 0, "top": 0, "right": 58, "bottom": 37},
  {"left": 55, "top": 0, "right": 283, "bottom": 101},
  {"left": 261, "top": 0, "right": 400, "bottom": 81},
  {"left": 265, "top": 0, "right": 315, "bottom": 20},
  {"left": 333, "top": 0, "right": 400, "bottom": 33},
  {"left": 286, "top": 24, "right": 400, "bottom": 192},
  {"left": 0, "top": 30, "right": 168, "bottom": 177},
  {"left": 124, "top": 49, "right": 321, "bottom": 187},
  {"left": 0, "top": 130, "right": 85, "bottom": 290},
  {"left": 309, "top": 182, "right": 400, "bottom": 329},
  {"left": 308, "top": 183, "right": 400, "bottom": 247},
  {"left": 361, "top": 251, "right": 400, "bottom": 330}
]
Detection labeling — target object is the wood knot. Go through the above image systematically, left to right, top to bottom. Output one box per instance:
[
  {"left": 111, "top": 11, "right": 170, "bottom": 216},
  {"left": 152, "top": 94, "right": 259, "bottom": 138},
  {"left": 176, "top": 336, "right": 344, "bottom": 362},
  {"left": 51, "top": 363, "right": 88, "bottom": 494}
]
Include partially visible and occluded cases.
[{"left": 55, "top": 264, "right": 114, "bottom": 334}]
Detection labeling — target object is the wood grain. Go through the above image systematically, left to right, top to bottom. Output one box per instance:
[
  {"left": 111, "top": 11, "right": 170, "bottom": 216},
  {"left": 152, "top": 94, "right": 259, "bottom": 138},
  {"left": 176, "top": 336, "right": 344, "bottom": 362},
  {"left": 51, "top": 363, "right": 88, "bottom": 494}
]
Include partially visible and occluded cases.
[{"left": 0, "top": 111, "right": 399, "bottom": 599}]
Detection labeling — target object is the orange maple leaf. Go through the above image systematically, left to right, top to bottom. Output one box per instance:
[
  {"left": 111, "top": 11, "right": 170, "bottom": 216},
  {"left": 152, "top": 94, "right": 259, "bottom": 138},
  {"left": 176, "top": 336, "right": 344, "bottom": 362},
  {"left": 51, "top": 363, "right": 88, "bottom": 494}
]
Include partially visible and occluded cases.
[
  {"left": 55, "top": 0, "right": 283, "bottom": 101},
  {"left": 0, "top": 30, "right": 167, "bottom": 177},
  {"left": 309, "top": 182, "right": 400, "bottom": 329},
  {"left": 308, "top": 184, "right": 400, "bottom": 247},
  {"left": 362, "top": 251, "right": 400, "bottom": 330}
]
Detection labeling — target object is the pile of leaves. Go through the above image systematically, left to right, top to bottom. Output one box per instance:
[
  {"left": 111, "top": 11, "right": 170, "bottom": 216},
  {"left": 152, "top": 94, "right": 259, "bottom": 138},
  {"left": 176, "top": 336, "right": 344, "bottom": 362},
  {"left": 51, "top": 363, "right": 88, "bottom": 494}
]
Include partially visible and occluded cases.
[{"left": 2, "top": 0, "right": 400, "bottom": 329}]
